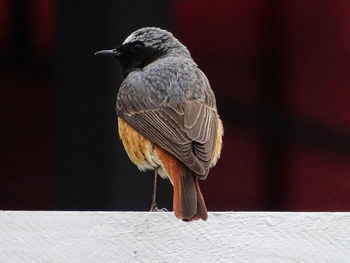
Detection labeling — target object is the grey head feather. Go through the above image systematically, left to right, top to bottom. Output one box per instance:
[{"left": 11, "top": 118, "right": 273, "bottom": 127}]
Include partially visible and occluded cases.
[{"left": 122, "top": 27, "right": 192, "bottom": 59}]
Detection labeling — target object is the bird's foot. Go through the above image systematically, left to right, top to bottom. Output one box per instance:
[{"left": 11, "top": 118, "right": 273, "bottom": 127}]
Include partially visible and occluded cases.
[{"left": 150, "top": 203, "right": 168, "bottom": 212}]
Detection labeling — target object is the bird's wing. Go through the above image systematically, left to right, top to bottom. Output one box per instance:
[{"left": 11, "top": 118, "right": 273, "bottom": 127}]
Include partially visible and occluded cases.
[{"left": 116, "top": 66, "right": 218, "bottom": 178}]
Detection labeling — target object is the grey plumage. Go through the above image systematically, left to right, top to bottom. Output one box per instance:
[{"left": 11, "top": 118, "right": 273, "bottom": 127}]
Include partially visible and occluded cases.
[
  {"left": 116, "top": 27, "right": 221, "bottom": 178},
  {"left": 121, "top": 27, "right": 191, "bottom": 58}
]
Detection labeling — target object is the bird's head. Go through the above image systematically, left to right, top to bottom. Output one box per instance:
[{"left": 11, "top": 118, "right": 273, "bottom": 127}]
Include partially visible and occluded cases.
[{"left": 95, "top": 27, "right": 190, "bottom": 78}]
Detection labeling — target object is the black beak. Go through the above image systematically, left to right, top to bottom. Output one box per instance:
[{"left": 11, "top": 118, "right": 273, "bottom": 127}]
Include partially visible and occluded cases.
[{"left": 94, "top": 49, "right": 119, "bottom": 56}]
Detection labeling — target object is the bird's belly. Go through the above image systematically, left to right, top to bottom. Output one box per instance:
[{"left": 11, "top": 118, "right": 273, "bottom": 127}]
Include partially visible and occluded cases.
[{"left": 118, "top": 118, "right": 158, "bottom": 171}]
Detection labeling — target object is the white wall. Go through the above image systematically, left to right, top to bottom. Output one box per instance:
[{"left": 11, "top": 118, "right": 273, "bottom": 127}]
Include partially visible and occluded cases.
[{"left": 1, "top": 211, "right": 350, "bottom": 262}]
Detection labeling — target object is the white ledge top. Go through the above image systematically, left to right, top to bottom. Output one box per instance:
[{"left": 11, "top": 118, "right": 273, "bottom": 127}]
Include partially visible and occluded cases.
[{"left": 1, "top": 211, "right": 350, "bottom": 262}]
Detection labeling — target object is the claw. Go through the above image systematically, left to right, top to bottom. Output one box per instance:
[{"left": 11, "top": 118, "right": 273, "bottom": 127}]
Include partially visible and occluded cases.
[{"left": 150, "top": 205, "right": 168, "bottom": 212}]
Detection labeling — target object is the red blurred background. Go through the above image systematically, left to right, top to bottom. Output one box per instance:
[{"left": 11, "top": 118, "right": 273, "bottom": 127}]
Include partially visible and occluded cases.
[{"left": 1, "top": 0, "right": 350, "bottom": 211}]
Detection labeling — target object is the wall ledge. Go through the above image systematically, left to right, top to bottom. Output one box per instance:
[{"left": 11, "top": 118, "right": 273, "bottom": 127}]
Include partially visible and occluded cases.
[{"left": 1, "top": 211, "right": 349, "bottom": 262}]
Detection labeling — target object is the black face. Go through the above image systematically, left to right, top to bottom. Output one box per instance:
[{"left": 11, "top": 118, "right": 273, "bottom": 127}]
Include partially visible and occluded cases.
[{"left": 116, "top": 41, "right": 163, "bottom": 79}]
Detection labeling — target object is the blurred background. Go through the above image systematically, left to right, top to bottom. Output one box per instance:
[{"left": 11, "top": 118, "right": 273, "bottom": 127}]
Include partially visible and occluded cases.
[{"left": 1, "top": 0, "right": 350, "bottom": 211}]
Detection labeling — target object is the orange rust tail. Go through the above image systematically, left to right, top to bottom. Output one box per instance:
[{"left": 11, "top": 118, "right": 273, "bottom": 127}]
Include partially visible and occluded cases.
[
  {"left": 154, "top": 147, "right": 207, "bottom": 221},
  {"left": 171, "top": 168, "right": 208, "bottom": 221}
]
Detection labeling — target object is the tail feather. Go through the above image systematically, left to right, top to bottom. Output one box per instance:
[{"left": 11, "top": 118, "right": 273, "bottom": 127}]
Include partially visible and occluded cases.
[
  {"left": 154, "top": 147, "right": 208, "bottom": 221},
  {"left": 179, "top": 168, "right": 197, "bottom": 219},
  {"left": 175, "top": 169, "right": 208, "bottom": 221},
  {"left": 193, "top": 175, "right": 208, "bottom": 221}
]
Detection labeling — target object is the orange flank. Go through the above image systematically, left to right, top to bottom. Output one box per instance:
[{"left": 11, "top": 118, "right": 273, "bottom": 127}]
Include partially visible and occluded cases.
[{"left": 118, "top": 117, "right": 153, "bottom": 170}]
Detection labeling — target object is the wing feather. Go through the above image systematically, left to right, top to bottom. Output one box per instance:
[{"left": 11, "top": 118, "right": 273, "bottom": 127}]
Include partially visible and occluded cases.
[{"left": 116, "top": 63, "right": 220, "bottom": 178}]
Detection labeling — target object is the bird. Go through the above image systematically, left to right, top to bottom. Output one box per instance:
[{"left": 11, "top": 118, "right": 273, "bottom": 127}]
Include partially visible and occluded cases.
[{"left": 95, "top": 27, "right": 223, "bottom": 221}]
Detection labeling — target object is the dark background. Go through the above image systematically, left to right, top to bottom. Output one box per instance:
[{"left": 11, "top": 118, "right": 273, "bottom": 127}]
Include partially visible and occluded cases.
[{"left": 1, "top": 0, "right": 350, "bottom": 211}]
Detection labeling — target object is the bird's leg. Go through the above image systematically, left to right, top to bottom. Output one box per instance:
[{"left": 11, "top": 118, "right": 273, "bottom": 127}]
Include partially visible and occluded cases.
[
  {"left": 150, "top": 167, "right": 159, "bottom": 211},
  {"left": 150, "top": 167, "right": 168, "bottom": 212}
]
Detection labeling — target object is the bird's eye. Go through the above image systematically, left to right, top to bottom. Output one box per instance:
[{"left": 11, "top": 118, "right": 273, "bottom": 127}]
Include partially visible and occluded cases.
[{"left": 132, "top": 42, "right": 144, "bottom": 51}]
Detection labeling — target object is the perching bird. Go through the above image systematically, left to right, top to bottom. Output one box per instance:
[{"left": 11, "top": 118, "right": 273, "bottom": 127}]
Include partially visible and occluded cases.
[{"left": 95, "top": 27, "right": 223, "bottom": 221}]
